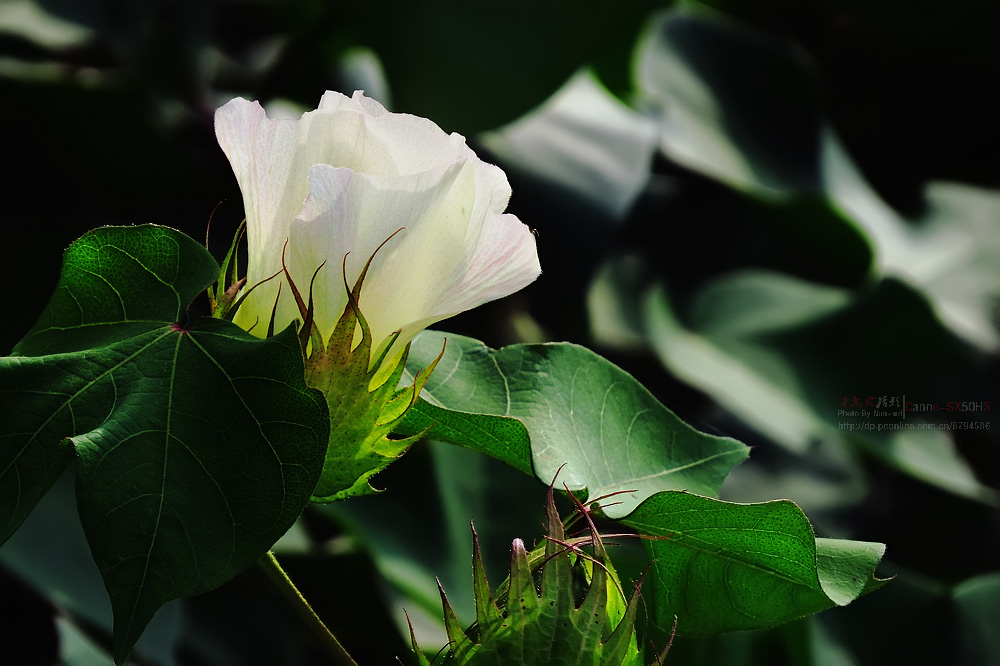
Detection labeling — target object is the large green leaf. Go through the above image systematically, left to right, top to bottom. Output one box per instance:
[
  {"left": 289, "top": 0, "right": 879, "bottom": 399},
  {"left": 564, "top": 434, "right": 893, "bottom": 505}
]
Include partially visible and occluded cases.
[
  {"left": 824, "top": 141, "right": 1000, "bottom": 352},
  {"left": 13, "top": 224, "right": 218, "bottom": 356},
  {"left": 0, "top": 225, "right": 328, "bottom": 662},
  {"left": 688, "top": 270, "right": 853, "bottom": 337},
  {"left": 400, "top": 331, "right": 749, "bottom": 519},
  {"left": 395, "top": 400, "right": 534, "bottom": 478},
  {"left": 620, "top": 491, "right": 887, "bottom": 635}
]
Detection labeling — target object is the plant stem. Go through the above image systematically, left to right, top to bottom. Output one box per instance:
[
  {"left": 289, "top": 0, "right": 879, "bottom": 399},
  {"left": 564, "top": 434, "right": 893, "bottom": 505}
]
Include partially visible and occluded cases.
[{"left": 256, "top": 550, "right": 360, "bottom": 666}]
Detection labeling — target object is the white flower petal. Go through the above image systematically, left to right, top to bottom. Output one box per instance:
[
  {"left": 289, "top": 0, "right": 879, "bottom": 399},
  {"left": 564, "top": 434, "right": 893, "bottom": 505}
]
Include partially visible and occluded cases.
[
  {"left": 215, "top": 90, "right": 541, "bottom": 369},
  {"left": 320, "top": 90, "right": 474, "bottom": 176},
  {"left": 215, "top": 98, "right": 304, "bottom": 334},
  {"left": 287, "top": 160, "right": 479, "bottom": 355},
  {"left": 432, "top": 209, "right": 542, "bottom": 316}
]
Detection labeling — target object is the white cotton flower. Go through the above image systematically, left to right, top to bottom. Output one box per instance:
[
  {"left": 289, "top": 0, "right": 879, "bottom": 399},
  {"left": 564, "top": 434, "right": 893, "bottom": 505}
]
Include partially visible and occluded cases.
[{"left": 215, "top": 90, "right": 541, "bottom": 366}]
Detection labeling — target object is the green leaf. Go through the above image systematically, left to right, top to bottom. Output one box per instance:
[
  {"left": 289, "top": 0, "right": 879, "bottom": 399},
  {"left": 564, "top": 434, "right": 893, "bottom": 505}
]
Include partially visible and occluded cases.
[
  {"left": 0, "top": 1, "right": 94, "bottom": 52},
  {"left": 824, "top": 141, "right": 1000, "bottom": 352},
  {"left": 867, "top": 181, "right": 1000, "bottom": 351},
  {"left": 4, "top": 223, "right": 219, "bottom": 544},
  {"left": 14, "top": 224, "right": 219, "bottom": 356},
  {"left": 1, "top": 225, "right": 328, "bottom": 662},
  {"left": 688, "top": 270, "right": 853, "bottom": 337},
  {"left": 401, "top": 331, "right": 749, "bottom": 518},
  {"left": 395, "top": 401, "right": 534, "bottom": 478},
  {"left": 875, "top": 428, "right": 1000, "bottom": 507},
  {"left": 620, "top": 491, "right": 887, "bottom": 635}
]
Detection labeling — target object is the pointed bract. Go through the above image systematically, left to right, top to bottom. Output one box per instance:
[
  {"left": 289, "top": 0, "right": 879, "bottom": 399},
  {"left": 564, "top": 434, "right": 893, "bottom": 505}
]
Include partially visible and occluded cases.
[
  {"left": 306, "top": 269, "right": 443, "bottom": 501},
  {"left": 415, "top": 487, "right": 645, "bottom": 665}
]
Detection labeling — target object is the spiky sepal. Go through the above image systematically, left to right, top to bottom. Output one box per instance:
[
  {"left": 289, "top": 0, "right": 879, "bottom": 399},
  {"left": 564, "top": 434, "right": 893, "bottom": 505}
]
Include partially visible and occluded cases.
[
  {"left": 207, "top": 219, "right": 248, "bottom": 320},
  {"left": 285, "top": 239, "right": 442, "bottom": 503},
  {"left": 307, "top": 302, "right": 438, "bottom": 502},
  {"left": 417, "top": 485, "right": 645, "bottom": 665}
]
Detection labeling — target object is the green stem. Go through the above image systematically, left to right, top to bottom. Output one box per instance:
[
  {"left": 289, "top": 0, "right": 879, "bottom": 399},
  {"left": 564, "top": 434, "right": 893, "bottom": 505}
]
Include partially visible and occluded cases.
[{"left": 256, "top": 550, "right": 360, "bottom": 666}]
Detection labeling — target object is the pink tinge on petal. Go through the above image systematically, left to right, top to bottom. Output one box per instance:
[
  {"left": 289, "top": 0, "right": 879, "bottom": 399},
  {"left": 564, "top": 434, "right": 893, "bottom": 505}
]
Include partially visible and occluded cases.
[
  {"left": 376, "top": 208, "right": 541, "bottom": 364},
  {"left": 435, "top": 210, "right": 541, "bottom": 316}
]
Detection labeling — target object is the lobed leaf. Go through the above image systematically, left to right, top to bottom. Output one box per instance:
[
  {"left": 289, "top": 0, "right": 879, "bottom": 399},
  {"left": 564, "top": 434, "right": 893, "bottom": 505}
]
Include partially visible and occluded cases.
[
  {"left": 14, "top": 224, "right": 218, "bottom": 356},
  {"left": 1, "top": 225, "right": 328, "bottom": 662}
]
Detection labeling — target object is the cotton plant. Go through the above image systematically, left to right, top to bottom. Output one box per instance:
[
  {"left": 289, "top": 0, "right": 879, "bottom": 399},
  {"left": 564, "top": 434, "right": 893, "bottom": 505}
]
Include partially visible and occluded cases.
[
  {"left": 0, "top": 91, "right": 886, "bottom": 665},
  {"left": 214, "top": 92, "right": 541, "bottom": 502}
]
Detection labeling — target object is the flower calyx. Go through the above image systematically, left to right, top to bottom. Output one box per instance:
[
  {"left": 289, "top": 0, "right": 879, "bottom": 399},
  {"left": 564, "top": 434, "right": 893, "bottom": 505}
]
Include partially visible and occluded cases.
[
  {"left": 207, "top": 220, "right": 249, "bottom": 321},
  {"left": 281, "top": 234, "right": 443, "bottom": 503},
  {"left": 410, "top": 479, "right": 657, "bottom": 665}
]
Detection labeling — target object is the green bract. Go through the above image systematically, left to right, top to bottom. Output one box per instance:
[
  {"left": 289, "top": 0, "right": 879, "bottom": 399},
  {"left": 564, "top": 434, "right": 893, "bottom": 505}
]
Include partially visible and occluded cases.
[
  {"left": 292, "top": 250, "right": 443, "bottom": 502},
  {"left": 412, "top": 485, "right": 647, "bottom": 666}
]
